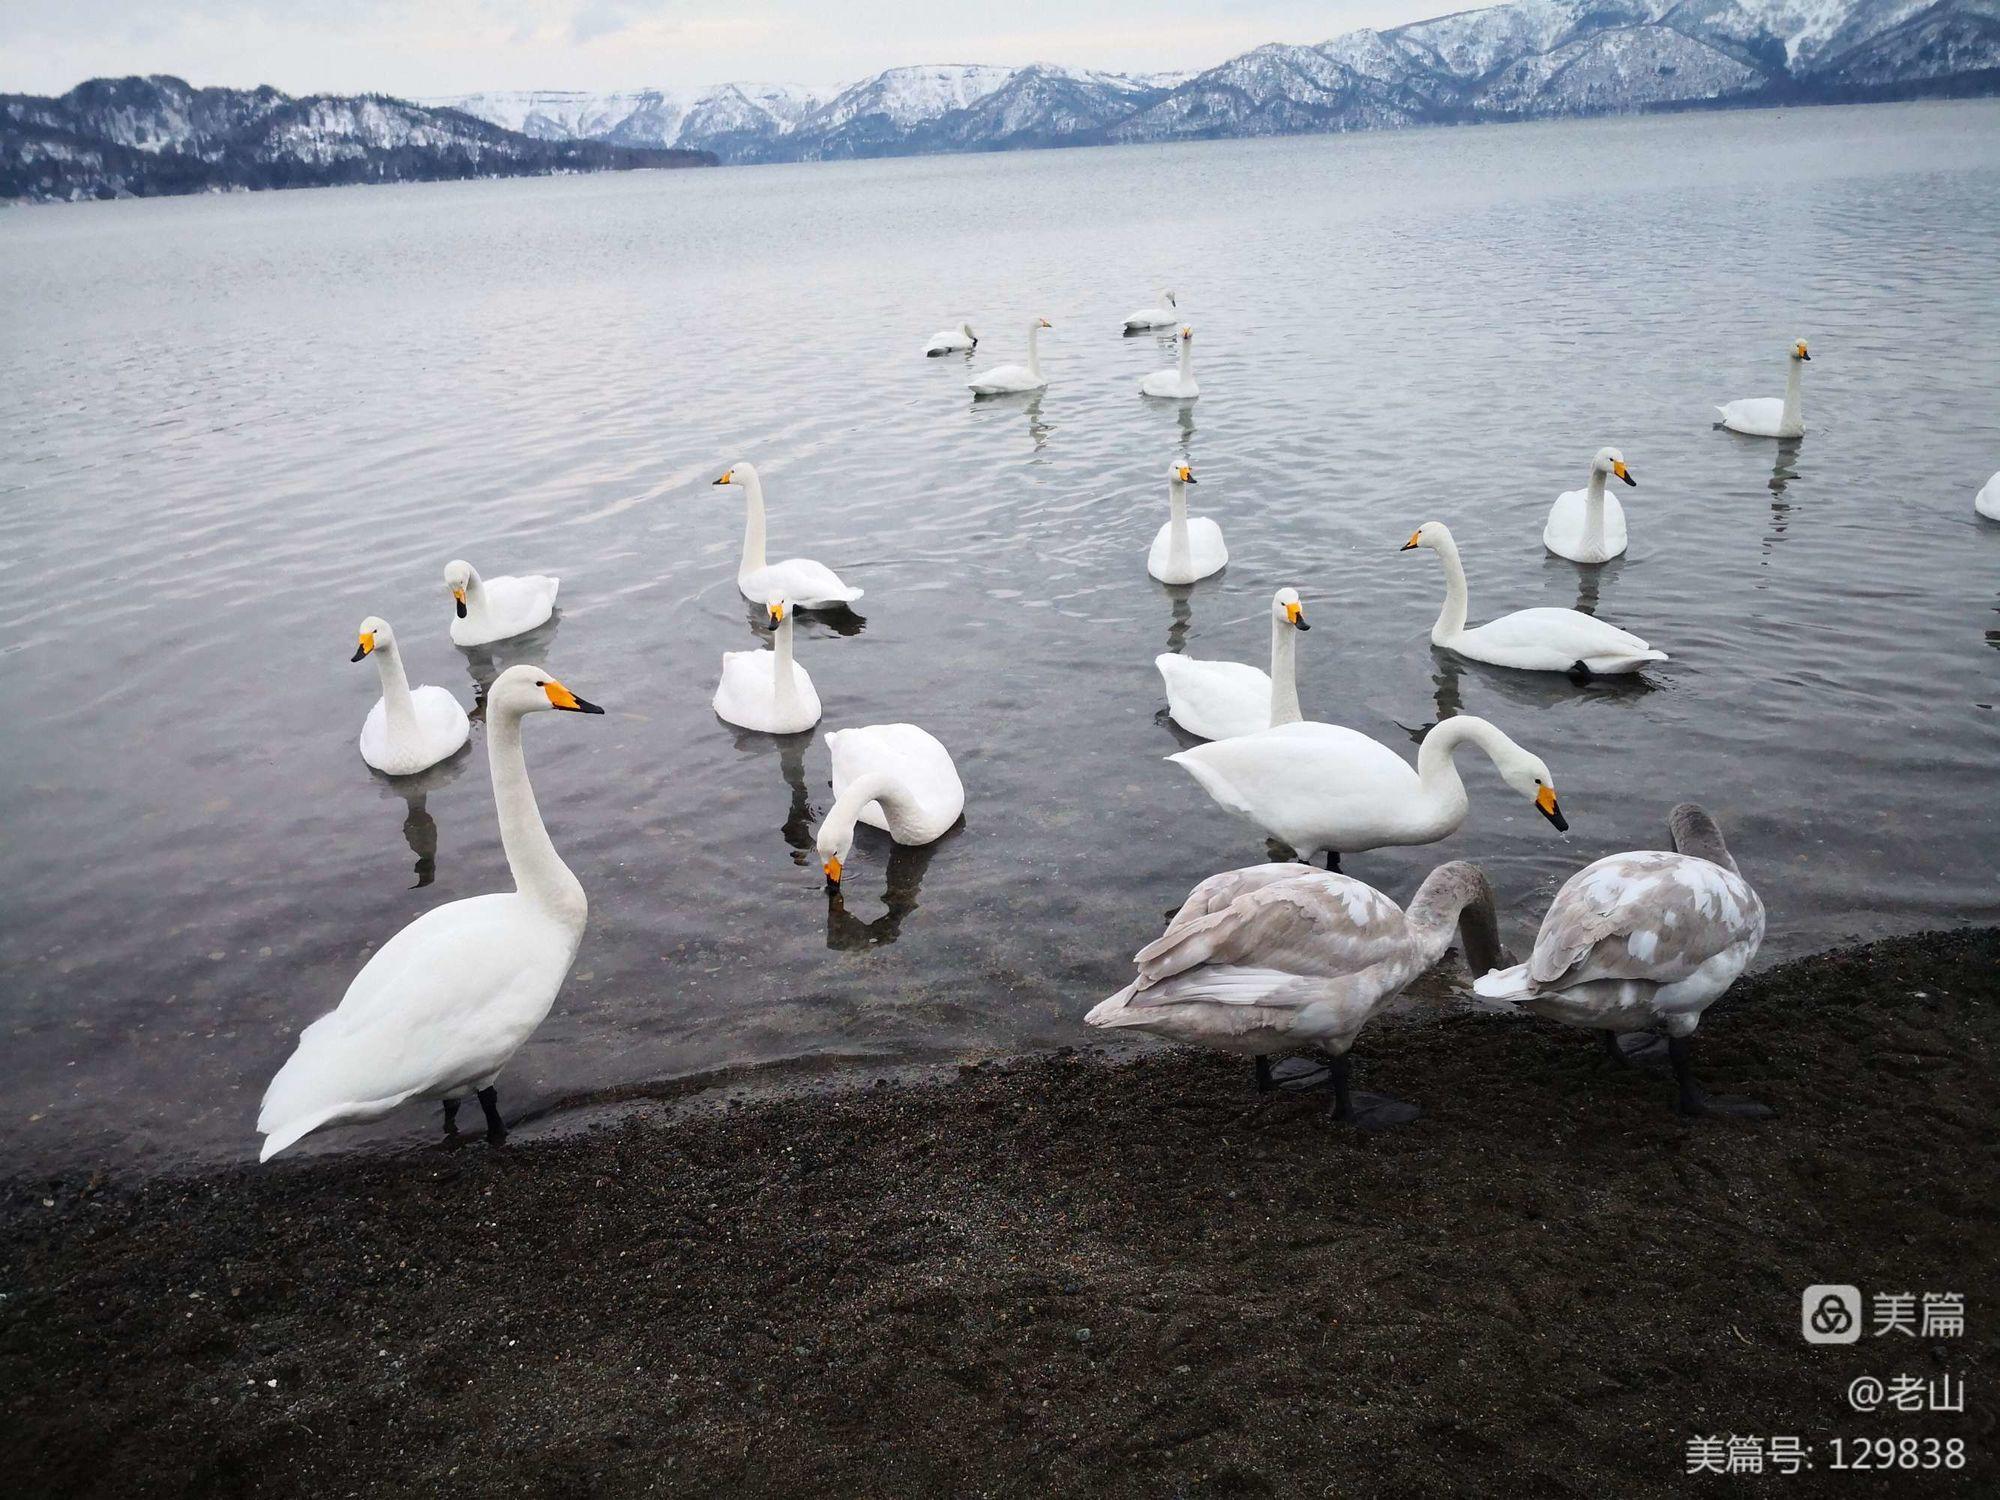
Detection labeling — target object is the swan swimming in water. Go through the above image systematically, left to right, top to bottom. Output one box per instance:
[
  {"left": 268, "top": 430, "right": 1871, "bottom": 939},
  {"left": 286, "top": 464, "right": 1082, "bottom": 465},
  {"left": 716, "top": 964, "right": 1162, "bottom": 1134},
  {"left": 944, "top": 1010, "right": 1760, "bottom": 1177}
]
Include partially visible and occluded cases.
[
  {"left": 1124, "top": 289, "right": 1178, "bottom": 332},
  {"left": 968, "top": 318, "right": 1052, "bottom": 395},
  {"left": 923, "top": 322, "right": 978, "bottom": 357},
  {"left": 1139, "top": 325, "right": 1199, "bottom": 401},
  {"left": 1717, "top": 340, "right": 1810, "bottom": 438},
  {"left": 1543, "top": 447, "right": 1637, "bottom": 564},
  {"left": 1146, "top": 461, "right": 1226, "bottom": 584},
  {"left": 712, "top": 464, "right": 864, "bottom": 610},
  {"left": 1976, "top": 471, "right": 2000, "bottom": 521},
  {"left": 1402, "top": 521, "right": 1667, "bottom": 676},
  {"left": 444, "top": 560, "right": 559, "bottom": 648},
  {"left": 1156, "top": 587, "right": 1307, "bottom": 742},
  {"left": 713, "top": 597, "right": 822, "bottom": 735},
  {"left": 352, "top": 616, "right": 470, "bottom": 777},
  {"left": 258, "top": 664, "right": 603, "bottom": 1161},
  {"left": 1170, "top": 714, "right": 1566, "bottom": 866},
  {"left": 814, "top": 723, "right": 964, "bottom": 885},
  {"left": 1474, "top": 803, "right": 1772, "bottom": 1119},
  {"left": 1087, "top": 860, "right": 1506, "bottom": 1126}
]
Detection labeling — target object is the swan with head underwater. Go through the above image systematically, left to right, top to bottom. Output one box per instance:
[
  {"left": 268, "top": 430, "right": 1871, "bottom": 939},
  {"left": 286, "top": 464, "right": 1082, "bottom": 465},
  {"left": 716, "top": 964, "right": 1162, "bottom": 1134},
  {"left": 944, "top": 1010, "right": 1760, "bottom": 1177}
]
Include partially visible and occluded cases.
[
  {"left": 1124, "top": 288, "right": 1178, "bottom": 332},
  {"left": 968, "top": 318, "right": 1052, "bottom": 396},
  {"left": 923, "top": 321, "right": 978, "bottom": 357},
  {"left": 1139, "top": 325, "right": 1199, "bottom": 401},
  {"left": 1717, "top": 339, "right": 1810, "bottom": 438},
  {"left": 1544, "top": 446, "right": 1638, "bottom": 564},
  {"left": 1147, "top": 461, "right": 1226, "bottom": 584},
  {"left": 712, "top": 464, "right": 864, "bottom": 610},
  {"left": 1403, "top": 521, "right": 1667, "bottom": 677},
  {"left": 444, "top": 559, "right": 560, "bottom": 648},
  {"left": 1156, "top": 587, "right": 1307, "bottom": 742},
  {"left": 714, "top": 597, "right": 821, "bottom": 735},
  {"left": 352, "top": 616, "right": 470, "bottom": 776},
  {"left": 257, "top": 664, "right": 604, "bottom": 1161},
  {"left": 1169, "top": 712, "right": 1567, "bottom": 869},
  {"left": 814, "top": 723, "right": 964, "bottom": 886},
  {"left": 1474, "top": 803, "right": 1772, "bottom": 1119},
  {"left": 1087, "top": 858, "right": 1507, "bottom": 1126}
]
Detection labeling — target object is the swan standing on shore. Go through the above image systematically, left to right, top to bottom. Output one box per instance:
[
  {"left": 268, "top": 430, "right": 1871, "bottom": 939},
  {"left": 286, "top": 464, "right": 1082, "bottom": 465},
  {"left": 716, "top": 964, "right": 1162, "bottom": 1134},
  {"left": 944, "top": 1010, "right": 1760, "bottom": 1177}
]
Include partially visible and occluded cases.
[
  {"left": 1124, "top": 289, "right": 1178, "bottom": 332},
  {"left": 969, "top": 318, "right": 1052, "bottom": 395},
  {"left": 924, "top": 322, "right": 978, "bottom": 357},
  {"left": 1140, "top": 326, "right": 1199, "bottom": 400},
  {"left": 1717, "top": 340, "right": 1810, "bottom": 438},
  {"left": 1544, "top": 447, "right": 1637, "bottom": 563},
  {"left": 1146, "top": 461, "right": 1226, "bottom": 584},
  {"left": 713, "top": 464, "right": 864, "bottom": 610},
  {"left": 1976, "top": 471, "right": 2000, "bottom": 520},
  {"left": 1402, "top": 522, "right": 1667, "bottom": 676},
  {"left": 444, "top": 560, "right": 559, "bottom": 648},
  {"left": 1156, "top": 587, "right": 1307, "bottom": 742},
  {"left": 714, "top": 597, "right": 821, "bottom": 735},
  {"left": 352, "top": 617, "right": 470, "bottom": 776},
  {"left": 258, "top": 664, "right": 603, "bottom": 1161},
  {"left": 1169, "top": 714, "right": 1566, "bottom": 867},
  {"left": 815, "top": 724, "right": 964, "bottom": 884},
  {"left": 1474, "top": 803, "right": 1771, "bottom": 1119},
  {"left": 1087, "top": 861, "right": 1506, "bottom": 1125}
]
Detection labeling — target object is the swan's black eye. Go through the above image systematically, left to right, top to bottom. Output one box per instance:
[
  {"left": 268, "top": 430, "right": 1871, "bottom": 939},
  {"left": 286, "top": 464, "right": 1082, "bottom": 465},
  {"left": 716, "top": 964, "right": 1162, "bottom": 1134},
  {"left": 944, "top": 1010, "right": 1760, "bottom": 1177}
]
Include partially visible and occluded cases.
[{"left": 536, "top": 679, "right": 546, "bottom": 687}]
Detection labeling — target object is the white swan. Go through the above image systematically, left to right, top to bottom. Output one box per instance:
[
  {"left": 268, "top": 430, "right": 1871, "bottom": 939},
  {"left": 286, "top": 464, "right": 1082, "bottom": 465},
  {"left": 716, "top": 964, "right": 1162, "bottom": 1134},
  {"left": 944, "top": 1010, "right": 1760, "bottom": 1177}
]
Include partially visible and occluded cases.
[
  {"left": 1124, "top": 288, "right": 1178, "bottom": 332},
  {"left": 968, "top": 318, "right": 1051, "bottom": 395},
  {"left": 924, "top": 322, "right": 977, "bottom": 357},
  {"left": 1139, "top": 325, "right": 1199, "bottom": 400},
  {"left": 1717, "top": 339, "right": 1810, "bottom": 438},
  {"left": 1543, "top": 447, "right": 1637, "bottom": 564},
  {"left": 1146, "top": 461, "right": 1226, "bottom": 584},
  {"left": 713, "top": 464, "right": 864, "bottom": 610},
  {"left": 1976, "top": 471, "right": 2000, "bottom": 521},
  {"left": 1403, "top": 521, "right": 1667, "bottom": 676},
  {"left": 444, "top": 559, "right": 559, "bottom": 648},
  {"left": 1156, "top": 587, "right": 1307, "bottom": 742},
  {"left": 714, "top": 597, "right": 821, "bottom": 735},
  {"left": 352, "top": 616, "right": 470, "bottom": 777},
  {"left": 258, "top": 664, "right": 602, "bottom": 1160},
  {"left": 1169, "top": 715, "right": 1566, "bottom": 864},
  {"left": 814, "top": 723, "right": 965, "bottom": 883},
  {"left": 1474, "top": 803, "right": 1771, "bottom": 1118},
  {"left": 1086, "top": 860, "right": 1505, "bottom": 1123}
]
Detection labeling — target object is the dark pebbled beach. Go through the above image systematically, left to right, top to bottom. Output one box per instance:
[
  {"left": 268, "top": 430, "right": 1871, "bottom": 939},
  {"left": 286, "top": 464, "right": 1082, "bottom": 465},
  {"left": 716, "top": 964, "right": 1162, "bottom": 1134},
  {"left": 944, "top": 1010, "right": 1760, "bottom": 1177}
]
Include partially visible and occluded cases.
[{"left": 4, "top": 928, "right": 1997, "bottom": 1498}]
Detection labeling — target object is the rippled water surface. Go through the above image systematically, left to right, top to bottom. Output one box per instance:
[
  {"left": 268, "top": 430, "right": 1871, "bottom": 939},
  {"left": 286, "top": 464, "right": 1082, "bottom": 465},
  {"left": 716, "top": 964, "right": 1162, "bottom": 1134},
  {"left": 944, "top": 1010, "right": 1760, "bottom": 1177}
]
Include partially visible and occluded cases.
[{"left": 4, "top": 102, "right": 1998, "bottom": 1171}]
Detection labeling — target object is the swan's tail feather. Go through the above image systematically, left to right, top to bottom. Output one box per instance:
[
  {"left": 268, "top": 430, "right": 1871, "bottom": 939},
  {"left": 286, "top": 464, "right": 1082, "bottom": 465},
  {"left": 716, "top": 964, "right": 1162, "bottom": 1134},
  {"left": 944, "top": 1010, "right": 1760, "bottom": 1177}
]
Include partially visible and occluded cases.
[
  {"left": 1594, "top": 650, "right": 1668, "bottom": 672},
  {"left": 1134, "top": 906, "right": 1234, "bottom": 981},
  {"left": 1471, "top": 963, "right": 1535, "bottom": 1010},
  {"left": 1084, "top": 982, "right": 1143, "bottom": 1029},
  {"left": 258, "top": 1104, "right": 351, "bottom": 1163}
]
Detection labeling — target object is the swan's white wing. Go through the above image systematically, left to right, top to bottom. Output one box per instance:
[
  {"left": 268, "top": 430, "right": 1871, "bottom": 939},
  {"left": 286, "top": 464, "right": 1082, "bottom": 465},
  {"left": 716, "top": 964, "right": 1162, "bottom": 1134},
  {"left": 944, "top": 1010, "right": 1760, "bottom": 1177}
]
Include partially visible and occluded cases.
[
  {"left": 968, "top": 363, "right": 1040, "bottom": 392},
  {"left": 1719, "top": 397, "right": 1784, "bottom": 435},
  {"left": 1975, "top": 472, "right": 2000, "bottom": 520},
  {"left": 1185, "top": 517, "right": 1227, "bottom": 570},
  {"left": 744, "top": 558, "right": 862, "bottom": 605},
  {"left": 483, "top": 574, "right": 559, "bottom": 632},
  {"left": 1471, "top": 607, "right": 1651, "bottom": 656},
  {"left": 1156, "top": 654, "right": 1271, "bottom": 741},
  {"left": 411, "top": 685, "right": 471, "bottom": 759},
  {"left": 1169, "top": 722, "right": 1420, "bottom": 850},
  {"left": 830, "top": 723, "right": 963, "bottom": 833},
  {"left": 1526, "top": 852, "right": 1762, "bottom": 991},
  {"left": 1151, "top": 863, "right": 1327, "bottom": 949},
  {"left": 1135, "top": 871, "right": 1407, "bottom": 989}
]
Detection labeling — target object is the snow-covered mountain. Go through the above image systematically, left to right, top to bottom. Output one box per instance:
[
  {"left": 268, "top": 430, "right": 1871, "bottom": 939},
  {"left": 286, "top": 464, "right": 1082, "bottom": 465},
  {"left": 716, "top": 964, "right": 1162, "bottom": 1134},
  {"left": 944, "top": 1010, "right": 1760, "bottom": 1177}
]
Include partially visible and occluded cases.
[
  {"left": 436, "top": 0, "right": 1995, "bottom": 164},
  {"left": 1, "top": 75, "right": 712, "bottom": 202}
]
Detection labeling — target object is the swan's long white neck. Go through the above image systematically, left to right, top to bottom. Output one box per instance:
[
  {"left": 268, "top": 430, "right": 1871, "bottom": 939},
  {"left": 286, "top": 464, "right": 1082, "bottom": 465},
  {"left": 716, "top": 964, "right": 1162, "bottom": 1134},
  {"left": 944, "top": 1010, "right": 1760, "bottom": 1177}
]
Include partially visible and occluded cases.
[
  {"left": 1026, "top": 323, "right": 1043, "bottom": 381},
  {"left": 1177, "top": 336, "right": 1193, "bottom": 383},
  {"left": 1782, "top": 356, "right": 1804, "bottom": 434},
  {"left": 1582, "top": 466, "right": 1608, "bottom": 556},
  {"left": 737, "top": 469, "right": 768, "bottom": 578},
  {"left": 1167, "top": 476, "right": 1191, "bottom": 578},
  {"left": 1428, "top": 532, "right": 1470, "bottom": 642},
  {"left": 461, "top": 567, "right": 488, "bottom": 624},
  {"left": 770, "top": 611, "right": 797, "bottom": 709},
  {"left": 1268, "top": 615, "right": 1301, "bottom": 727},
  {"left": 372, "top": 640, "right": 420, "bottom": 746},
  {"left": 487, "top": 705, "right": 585, "bottom": 925},
  {"left": 1414, "top": 716, "right": 1516, "bottom": 828},
  {"left": 824, "top": 770, "right": 916, "bottom": 845}
]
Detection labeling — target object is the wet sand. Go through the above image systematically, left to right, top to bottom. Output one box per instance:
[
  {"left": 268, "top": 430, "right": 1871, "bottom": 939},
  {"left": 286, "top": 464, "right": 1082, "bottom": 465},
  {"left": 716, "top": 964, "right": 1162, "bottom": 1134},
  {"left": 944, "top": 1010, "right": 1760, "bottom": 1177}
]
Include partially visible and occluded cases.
[{"left": 4, "top": 927, "right": 1996, "bottom": 1497}]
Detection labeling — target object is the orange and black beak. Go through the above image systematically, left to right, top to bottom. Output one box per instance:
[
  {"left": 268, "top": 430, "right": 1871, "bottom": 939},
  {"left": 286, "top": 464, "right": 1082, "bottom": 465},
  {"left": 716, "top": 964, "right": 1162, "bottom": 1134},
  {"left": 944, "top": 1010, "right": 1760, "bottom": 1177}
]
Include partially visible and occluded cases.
[
  {"left": 1613, "top": 461, "right": 1636, "bottom": 488},
  {"left": 712, "top": 469, "right": 734, "bottom": 486},
  {"left": 1399, "top": 530, "right": 1422, "bottom": 551},
  {"left": 452, "top": 587, "right": 467, "bottom": 619},
  {"left": 1284, "top": 600, "right": 1309, "bottom": 632},
  {"left": 351, "top": 631, "right": 376, "bottom": 662},
  {"left": 543, "top": 680, "right": 605, "bottom": 715},
  {"left": 1535, "top": 785, "right": 1568, "bottom": 832},
  {"left": 823, "top": 856, "right": 842, "bottom": 885}
]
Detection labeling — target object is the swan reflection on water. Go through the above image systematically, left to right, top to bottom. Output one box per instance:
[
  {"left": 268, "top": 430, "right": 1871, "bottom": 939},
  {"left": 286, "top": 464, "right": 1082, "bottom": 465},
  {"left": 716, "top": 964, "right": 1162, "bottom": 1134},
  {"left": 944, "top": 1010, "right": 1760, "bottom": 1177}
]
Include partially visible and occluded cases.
[
  {"left": 1765, "top": 437, "right": 1805, "bottom": 554},
  {"left": 1161, "top": 582, "right": 1195, "bottom": 655},
  {"left": 740, "top": 594, "right": 865, "bottom": 640},
  {"left": 459, "top": 613, "right": 564, "bottom": 700},
  {"left": 728, "top": 727, "right": 820, "bottom": 864},
  {"left": 366, "top": 735, "right": 471, "bottom": 888},
  {"left": 823, "top": 835, "right": 949, "bottom": 951}
]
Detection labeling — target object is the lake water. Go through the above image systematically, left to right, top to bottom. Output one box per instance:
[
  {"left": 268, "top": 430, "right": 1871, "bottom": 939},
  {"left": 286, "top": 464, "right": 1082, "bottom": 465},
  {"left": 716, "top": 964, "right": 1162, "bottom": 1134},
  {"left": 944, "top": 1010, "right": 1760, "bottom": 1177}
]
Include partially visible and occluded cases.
[{"left": 4, "top": 101, "right": 1998, "bottom": 1173}]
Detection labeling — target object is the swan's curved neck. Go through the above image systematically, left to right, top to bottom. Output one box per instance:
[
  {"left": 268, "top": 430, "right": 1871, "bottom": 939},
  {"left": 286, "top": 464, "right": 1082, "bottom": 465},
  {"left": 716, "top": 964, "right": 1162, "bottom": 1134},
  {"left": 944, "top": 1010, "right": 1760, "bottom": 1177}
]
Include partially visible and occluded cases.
[
  {"left": 1026, "top": 323, "right": 1042, "bottom": 381},
  {"left": 1177, "top": 337, "right": 1193, "bottom": 382},
  {"left": 1782, "top": 356, "right": 1804, "bottom": 433},
  {"left": 1582, "top": 467, "right": 1608, "bottom": 554},
  {"left": 738, "top": 472, "right": 768, "bottom": 576},
  {"left": 1167, "top": 477, "right": 1191, "bottom": 576},
  {"left": 1429, "top": 534, "right": 1469, "bottom": 642},
  {"left": 461, "top": 569, "right": 487, "bottom": 622},
  {"left": 770, "top": 611, "right": 797, "bottom": 708},
  {"left": 1268, "top": 616, "right": 1301, "bottom": 726},
  {"left": 372, "top": 643, "right": 419, "bottom": 744},
  {"left": 488, "top": 706, "right": 585, "bottom": 924},
  {"left": 1414, "top": 716, "right": 1513, "bottom": 826},
  {"left": 825, "top": 770, "right": 915, "bottom": 845},
  {"left": 1403, "top": 861, "right": 1504, "bottom": 972}
]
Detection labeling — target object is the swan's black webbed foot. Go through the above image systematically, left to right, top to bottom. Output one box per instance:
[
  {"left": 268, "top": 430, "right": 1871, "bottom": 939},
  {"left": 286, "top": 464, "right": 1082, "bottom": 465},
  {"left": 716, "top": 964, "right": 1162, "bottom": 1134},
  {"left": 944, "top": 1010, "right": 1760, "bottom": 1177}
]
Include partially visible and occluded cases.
[
  {"left": 1568, "top": 660, "right": 1594, "bottom": 684},
  {"left": 1324, "top": 850, "right": 1342, "bottom": 872},
  {"left": 1601, "top": 1031, "right": 1667, "bottom": 1068},
  {"left": 1669, "top": 1036, "right": 1774, "bottom": 1120},
  {"left": 1327, "top": 1053, "right": 1419, "bottom": 1130},
  {"left": 1269, "top": 1055, "right": 1333, "bottom": 1092},
  {"left": 477, "top": 1085, "right": 508, "bottom": 1144},
  {"left": 442, "top": 1097, "right": 461, "bottom": 1136}
]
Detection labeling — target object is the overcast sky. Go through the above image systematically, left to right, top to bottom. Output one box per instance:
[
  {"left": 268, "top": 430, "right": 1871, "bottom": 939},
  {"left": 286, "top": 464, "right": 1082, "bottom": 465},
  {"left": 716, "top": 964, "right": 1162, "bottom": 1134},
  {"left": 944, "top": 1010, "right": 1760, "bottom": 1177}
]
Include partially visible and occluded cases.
[{"left": 1, "top": 1, "right": 1475, "bottom": 99}]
